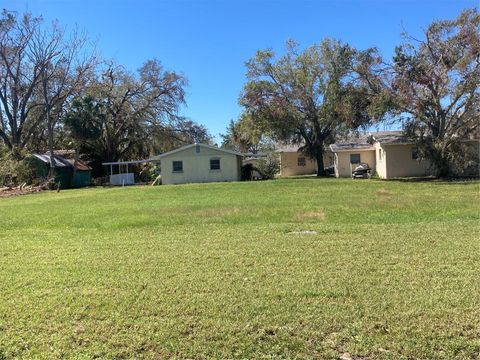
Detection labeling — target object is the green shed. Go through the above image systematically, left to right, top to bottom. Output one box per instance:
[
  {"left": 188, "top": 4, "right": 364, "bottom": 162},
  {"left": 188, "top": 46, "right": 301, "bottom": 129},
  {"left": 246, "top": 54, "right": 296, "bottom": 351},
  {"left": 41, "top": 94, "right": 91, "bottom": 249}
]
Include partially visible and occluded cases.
[{"left": 31, "top": 154, "right": 92, "bottom": 189}]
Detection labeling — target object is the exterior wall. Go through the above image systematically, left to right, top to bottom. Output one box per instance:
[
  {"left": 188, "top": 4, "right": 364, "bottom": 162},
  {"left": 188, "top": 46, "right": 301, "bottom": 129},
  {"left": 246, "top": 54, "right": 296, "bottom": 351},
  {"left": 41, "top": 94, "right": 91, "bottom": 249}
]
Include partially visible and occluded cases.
[
  {"left": 374, "top": 143, "right": 387, "bottom": 179},
  {"left": 384, "top": 144, "right": 431, "bottom": 178},
  {"left": 159, "top": 146, "right": 241, "bottom": 185},
  {"left": 334, "top": 149, "right": 376, "bottom": 177},
  {"left": 279, "top": 151, "right": 334, "bottom": 177},
  {"left": 71, "top": 171, "right": 91, "bottom": 188}
]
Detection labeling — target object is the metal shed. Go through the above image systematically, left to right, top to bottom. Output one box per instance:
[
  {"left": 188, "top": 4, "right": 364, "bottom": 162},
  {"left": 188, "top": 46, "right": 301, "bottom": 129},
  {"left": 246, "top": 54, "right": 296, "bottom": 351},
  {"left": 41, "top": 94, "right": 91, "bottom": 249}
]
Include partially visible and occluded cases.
[{"left": 31, "top": 154, "right": 92, "bottom": 189}]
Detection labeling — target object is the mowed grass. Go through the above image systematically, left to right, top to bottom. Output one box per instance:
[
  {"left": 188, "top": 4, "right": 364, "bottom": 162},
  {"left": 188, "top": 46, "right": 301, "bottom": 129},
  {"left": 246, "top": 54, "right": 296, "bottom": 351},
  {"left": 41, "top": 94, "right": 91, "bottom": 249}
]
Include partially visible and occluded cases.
[{"left": 0, "top": 178, "right": 479, "bottom": 359}]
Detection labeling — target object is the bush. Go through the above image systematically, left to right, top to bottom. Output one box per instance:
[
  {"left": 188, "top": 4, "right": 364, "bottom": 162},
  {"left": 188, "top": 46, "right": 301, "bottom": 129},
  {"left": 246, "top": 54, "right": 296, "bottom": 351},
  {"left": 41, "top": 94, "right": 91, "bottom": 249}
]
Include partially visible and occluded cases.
[
  {"left": 0, "top": 152, "right": 36, "bottom": 186},
  {"left": 256, "top": 153, "right": 280, "bottom": 180},
  {"left": 137, "top": 162, "right": 158, "bottom": 183}
]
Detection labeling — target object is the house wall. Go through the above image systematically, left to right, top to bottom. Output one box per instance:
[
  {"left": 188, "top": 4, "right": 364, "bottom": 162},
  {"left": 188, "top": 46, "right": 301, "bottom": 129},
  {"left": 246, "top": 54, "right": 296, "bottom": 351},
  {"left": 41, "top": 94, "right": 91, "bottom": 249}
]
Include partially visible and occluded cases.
[
  {"left": 374, "top": 143, "right": 387, "bottom": 179},
  {"left": 384, "top": 144, "right": 431, "bottom": 178},
  {"left": 159, "top": 146, "right": 241, "bottom": 185},
  {"left": 334, "top": 150, "right": 376, "bottom": 177},
  {"left": 279, "top": 151, "right": 334, "bottom": 177}
]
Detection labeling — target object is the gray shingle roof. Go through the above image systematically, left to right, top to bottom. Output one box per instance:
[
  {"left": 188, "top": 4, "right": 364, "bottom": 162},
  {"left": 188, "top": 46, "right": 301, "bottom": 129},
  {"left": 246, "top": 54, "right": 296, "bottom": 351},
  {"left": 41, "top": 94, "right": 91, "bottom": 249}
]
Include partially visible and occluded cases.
[{"left": 330, "top": 131, "right": 410, "bottom": 152}]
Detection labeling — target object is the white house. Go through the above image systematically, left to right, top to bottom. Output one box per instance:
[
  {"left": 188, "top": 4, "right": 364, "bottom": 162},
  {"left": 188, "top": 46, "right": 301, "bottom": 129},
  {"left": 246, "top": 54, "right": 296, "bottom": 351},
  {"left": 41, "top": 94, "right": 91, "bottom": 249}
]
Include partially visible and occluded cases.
[{"left": 150, "top": 143, "right": 243, "bottom": 185}]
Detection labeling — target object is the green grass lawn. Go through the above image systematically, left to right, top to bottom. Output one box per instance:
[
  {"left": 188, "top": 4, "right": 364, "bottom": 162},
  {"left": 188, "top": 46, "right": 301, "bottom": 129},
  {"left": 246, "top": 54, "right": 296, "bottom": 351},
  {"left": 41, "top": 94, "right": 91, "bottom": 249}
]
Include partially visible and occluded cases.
[{"left": 0, "top": 178, "right": 479, "bottom": 359}]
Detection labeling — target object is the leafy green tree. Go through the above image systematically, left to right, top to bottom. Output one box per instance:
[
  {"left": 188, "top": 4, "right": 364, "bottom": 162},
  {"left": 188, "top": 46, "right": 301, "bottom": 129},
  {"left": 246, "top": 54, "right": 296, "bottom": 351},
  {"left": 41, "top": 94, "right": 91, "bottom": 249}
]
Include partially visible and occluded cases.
[
  {"left": 392, "top": 8, "right": 480, "bottom": 177},
  {"left": 240, "top": 39, "right": 388, "bottom": 175},
  {"left": 63, "top": 96, "right": 104, "bottom": 171},
  {"left": 221, "top": 111, "right": 266, "bottom": 153}
]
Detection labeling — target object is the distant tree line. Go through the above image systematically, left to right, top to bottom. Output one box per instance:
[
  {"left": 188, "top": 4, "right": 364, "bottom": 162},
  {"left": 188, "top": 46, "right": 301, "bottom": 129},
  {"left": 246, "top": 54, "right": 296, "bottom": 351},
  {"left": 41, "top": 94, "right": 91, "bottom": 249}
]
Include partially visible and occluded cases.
[
  {"left": 223, "top": 8, "right": 479, "bottom": 177},
  {"left": 0, "top": 9, "right": 211, "bottom": 181}
]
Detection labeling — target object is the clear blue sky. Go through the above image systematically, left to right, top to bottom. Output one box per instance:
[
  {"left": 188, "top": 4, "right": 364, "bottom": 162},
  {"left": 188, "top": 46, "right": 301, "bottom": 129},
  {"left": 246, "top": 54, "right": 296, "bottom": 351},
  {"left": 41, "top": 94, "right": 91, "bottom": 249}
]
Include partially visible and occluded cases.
[{"left": 3, "top": 0, "right": 478, "bottom": 141}]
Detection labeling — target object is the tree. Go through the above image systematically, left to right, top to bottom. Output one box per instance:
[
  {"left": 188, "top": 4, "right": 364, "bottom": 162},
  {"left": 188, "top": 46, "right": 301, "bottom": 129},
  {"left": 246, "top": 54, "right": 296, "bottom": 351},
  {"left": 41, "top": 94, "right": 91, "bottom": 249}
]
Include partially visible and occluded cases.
[
  {"left": 392, "top": 8, "right": 480, "bottom": 177},
  {"left": 0, "top": 10, "right": 94, "bottom": 160},
  {"left": 0, "top": 11, "right": 46, "bottom": 156},
  {"left": 33, "top": 23, "right": 96, "bottom": 177},
  {"left": 240, "top": 39, "right": 388, "bottom": 176},
  {"left": 83, "top": 60, "right": 187, "bottom": 167},
  {"left": 63, "top": 96, "right": 103, "bottom": 172},
  {"left": 221, "top": 112, "right": 266, "bottom": 153},
  {"left": 152, "top": 119, "right": 212, "bottom": 153}
]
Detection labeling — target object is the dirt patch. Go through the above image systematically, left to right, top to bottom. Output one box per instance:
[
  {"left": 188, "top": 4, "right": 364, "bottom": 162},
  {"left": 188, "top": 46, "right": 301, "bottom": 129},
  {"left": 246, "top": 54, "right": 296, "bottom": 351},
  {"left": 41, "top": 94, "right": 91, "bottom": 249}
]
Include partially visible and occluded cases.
[
  {"left": 0, "top": 185, "right": 45, "bottom": 198},
  {"left": 375, "top": 188, "right": 392, "bottom": 196},
  {"left": 194, "top": 207, "right": 241, "bottom": 217},
  {"left": 295, "top": 210, "right": 326, "bottom": 221},
  {"left": 288, "top": 230, "right": 317, "bottom": 235}
]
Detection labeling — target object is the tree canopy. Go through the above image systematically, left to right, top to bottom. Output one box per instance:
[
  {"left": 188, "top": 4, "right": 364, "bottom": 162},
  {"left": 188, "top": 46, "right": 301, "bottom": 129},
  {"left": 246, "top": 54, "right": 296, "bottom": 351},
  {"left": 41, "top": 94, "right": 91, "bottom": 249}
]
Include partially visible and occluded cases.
[
  {"left": 392, "top": 8, "right": 480, "bottom": 176},
  {"left": 240, "top": 39, "right": 389, "bottom": 175}
]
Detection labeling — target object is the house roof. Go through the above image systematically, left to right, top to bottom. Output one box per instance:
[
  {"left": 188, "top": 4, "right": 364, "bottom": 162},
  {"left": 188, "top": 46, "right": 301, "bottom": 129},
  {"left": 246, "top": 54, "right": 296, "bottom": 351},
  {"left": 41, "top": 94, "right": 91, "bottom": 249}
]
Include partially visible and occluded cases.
[
  {"left": 330, "top": 131, "right": 411, "bottom": 152},
  {"left": 275, "top": 142, "right": 334, "bottom": 153},
  {"left": 149, "top": 143, "right": 243, "bottom": 161},
  {"left": 275, "top": 143, "right": 303, "bottom": 153},
  {"left": 33, "top": 154, "right": 92, "bottom": 171},
  {"left": 65, "top": 159, "right": 92, "bottom": 171}
]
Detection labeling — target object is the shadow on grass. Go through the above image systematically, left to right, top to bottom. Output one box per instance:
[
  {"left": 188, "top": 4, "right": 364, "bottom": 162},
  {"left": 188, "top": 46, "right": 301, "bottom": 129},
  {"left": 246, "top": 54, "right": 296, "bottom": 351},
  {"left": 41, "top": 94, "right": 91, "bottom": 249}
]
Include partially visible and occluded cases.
[
  {"left": 278, "top": 174, "right": 335, "bottom": 180},
  {"left": 387, "top": 176, "right": 479, "bottom": 184}
]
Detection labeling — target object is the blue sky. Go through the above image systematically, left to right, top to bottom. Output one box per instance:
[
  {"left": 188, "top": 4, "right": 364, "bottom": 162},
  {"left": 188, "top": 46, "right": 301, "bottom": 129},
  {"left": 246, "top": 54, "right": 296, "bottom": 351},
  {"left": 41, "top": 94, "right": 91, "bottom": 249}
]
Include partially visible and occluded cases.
[{"left": 3, "top": 0, "right": 478, "bottom": 141}]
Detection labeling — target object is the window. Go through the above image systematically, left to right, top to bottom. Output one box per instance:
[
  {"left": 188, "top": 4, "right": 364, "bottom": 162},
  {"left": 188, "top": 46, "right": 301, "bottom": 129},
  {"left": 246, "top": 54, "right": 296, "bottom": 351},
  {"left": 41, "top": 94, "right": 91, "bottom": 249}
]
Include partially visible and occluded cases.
[
  {"left": 195, "top": 144, "right": 200, "bottom": 153},
  {"left": 412, "top": 148, "right": 419, "bottom": 160},
  {"left": 350, "top": 154, "right": 361, "bottom": 164},
  {"left": 297, "top": 157, "right": 306, "bottom": 166},
  {"left": 210, "top": 158, "right": 220, "bottom": 170},
  {"left": 172, "top": 161, "right": 183, "bottom": 172}
]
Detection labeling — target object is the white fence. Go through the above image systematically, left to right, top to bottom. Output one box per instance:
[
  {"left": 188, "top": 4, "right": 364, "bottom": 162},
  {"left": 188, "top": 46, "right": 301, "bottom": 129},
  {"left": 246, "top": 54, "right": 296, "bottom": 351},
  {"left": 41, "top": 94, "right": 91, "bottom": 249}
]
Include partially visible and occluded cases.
[{"left": 109, "top": 173, "right": 135, "bottom": 186}]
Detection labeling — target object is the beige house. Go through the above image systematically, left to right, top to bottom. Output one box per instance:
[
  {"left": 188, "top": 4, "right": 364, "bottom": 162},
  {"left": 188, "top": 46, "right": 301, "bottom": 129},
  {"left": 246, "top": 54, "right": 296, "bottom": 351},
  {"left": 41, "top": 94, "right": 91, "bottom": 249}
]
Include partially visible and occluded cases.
[
  {"left": 330, "top": 131, "right": 432, "bottom": 179},
  {"left": 150, "top": 143, "right": 242, "bottom": 185},
  {"left": 276, "top": 144, "right": 334, "bottom": 177}
]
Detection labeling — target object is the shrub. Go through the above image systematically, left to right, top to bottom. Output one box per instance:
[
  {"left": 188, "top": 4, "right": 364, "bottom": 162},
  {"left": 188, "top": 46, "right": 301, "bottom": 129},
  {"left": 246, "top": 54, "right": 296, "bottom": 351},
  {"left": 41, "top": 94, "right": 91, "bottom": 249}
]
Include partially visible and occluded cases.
[
  {"left": 0, "top": 152, "right": 36, "bottom": 186},
  {"left": 256, "top": 153, "right": 280, "bottom": 180},
  {"left": 137, "top": 162, "right": 158, "bottom": 182}
]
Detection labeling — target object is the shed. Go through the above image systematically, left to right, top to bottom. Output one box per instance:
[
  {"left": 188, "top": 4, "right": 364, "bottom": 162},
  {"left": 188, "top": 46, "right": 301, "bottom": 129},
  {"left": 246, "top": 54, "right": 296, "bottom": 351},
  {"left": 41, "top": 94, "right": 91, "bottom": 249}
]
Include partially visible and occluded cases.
[
  {"left": 150, "top": 143, "right": 243, "bottom": 185},
  {"left": 30, "top": 153, "right": 92, "bottom": 189}
]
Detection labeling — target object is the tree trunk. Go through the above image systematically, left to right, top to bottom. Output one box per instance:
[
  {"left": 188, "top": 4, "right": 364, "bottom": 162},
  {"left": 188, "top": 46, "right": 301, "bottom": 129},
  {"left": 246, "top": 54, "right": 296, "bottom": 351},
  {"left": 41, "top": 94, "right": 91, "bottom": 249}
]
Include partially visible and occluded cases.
[
  {"left": 47, "top": 118, "right": 55, "bottom": 179},
  {"left": 73, "top": 146, "right": 79, "bottom": 177},
  {"left": 315, "top": 147, "right": 326, "bottom": 177},
  {"left": 432, "top": 152, "right": 451, "bottom": 178}
]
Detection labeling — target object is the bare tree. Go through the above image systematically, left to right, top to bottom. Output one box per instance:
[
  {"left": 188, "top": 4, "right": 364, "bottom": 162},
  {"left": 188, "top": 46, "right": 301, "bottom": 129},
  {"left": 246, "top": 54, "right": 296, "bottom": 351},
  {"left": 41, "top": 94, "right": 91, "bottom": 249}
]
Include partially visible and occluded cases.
[
  {"left": 0, "top": 10, "right": 96, "bottom": 170},
  {"left": 0, "top": 11, "right": 45, "bottom": 157},
  {"left": 30, "top": 21, "right": 96, "bottom": 176}
]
